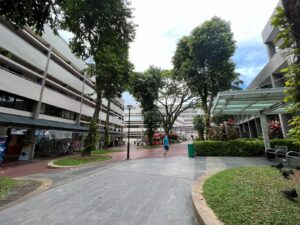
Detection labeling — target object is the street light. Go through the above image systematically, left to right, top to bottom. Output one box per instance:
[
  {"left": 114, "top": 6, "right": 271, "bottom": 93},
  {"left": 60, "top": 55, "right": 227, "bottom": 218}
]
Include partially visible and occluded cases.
[{"left": 126, "top": 105, "right": 133, "bottom": 160}]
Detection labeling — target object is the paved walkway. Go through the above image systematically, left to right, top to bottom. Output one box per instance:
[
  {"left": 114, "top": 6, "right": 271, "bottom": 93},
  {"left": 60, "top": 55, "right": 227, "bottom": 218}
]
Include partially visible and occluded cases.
[
  {"left": 0, "top": 142, "right": 188, "bottom": 178},
  {"left": 0, "top": 146, "right": 271, "bottom": 224}
]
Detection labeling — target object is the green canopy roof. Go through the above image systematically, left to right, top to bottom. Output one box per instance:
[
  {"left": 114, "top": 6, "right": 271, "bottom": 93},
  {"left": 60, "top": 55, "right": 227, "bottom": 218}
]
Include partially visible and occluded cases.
[{"left": 211, "top": 88, "right": 289, "bottom": 115}]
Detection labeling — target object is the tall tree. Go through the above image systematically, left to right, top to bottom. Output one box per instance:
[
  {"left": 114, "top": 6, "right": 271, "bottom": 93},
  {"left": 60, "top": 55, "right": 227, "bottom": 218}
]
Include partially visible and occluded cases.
[
  {"left": 0, "top": 0, "right": 62, "bottom": 35},
  {"left": 61, "top": 0, "right": 135, "bottom": 154},
  {"left": 272, "top": 0, "right": 300, "bottom": 145},
  {"left": 173, "top": 17, "right": 239, "bottom": 131},
  {"left": 129, "top": 66, "right": 163, "bottom": 145},
  {"left": 157, "top": 71, "right": 201, "bottom": 134}
]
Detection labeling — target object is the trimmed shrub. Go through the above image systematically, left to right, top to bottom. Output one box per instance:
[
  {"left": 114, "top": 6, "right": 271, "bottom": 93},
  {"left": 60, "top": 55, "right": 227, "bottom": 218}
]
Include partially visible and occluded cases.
[{"left": 194, "top": 139, "right": 299, "bottom": 156}]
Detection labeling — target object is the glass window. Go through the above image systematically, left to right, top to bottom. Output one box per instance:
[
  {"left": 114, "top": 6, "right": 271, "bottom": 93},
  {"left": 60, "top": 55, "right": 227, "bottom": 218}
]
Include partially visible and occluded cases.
[{"left": 0, "top": 91, "right": 33, "bottom": 111}]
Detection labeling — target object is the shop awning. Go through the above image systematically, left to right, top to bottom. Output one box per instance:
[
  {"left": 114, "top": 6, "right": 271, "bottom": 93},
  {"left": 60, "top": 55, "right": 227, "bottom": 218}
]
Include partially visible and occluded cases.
[
  {"left": 211, "top": 88, "right": 289, "bottom": 115},
  {"left": 0, "top": 112, "right": 89, "bottom": 132}
]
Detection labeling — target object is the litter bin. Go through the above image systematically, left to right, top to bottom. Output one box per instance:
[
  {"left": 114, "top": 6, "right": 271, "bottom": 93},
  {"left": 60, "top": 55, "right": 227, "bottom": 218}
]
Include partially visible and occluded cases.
[{"left": 188, "top": 144, "right": 195, "bottom": 158}]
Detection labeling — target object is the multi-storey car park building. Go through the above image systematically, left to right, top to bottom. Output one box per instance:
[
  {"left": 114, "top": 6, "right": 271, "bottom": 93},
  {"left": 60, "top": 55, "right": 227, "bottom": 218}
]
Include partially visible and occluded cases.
[
  {"left": 233, "top": 0, "right": 291, "bottom": 139},
  {"left": 0, "top": 19, "right": 125, "bottom": 162},
  {"left": 123, "top": 105, "right": 203, "bottom": 143}
]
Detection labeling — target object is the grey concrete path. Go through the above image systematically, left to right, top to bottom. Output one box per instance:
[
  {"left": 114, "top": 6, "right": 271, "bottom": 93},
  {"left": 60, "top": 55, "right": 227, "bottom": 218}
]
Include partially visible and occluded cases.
[{"left": 0, "top": 156, "right": 271, "bottom": 225}]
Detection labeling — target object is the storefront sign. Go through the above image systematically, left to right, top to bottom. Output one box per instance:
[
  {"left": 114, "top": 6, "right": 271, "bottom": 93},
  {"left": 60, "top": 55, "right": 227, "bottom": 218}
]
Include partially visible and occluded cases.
[{"left": 0, "top": 136, "right": 7, "bottom": 163}]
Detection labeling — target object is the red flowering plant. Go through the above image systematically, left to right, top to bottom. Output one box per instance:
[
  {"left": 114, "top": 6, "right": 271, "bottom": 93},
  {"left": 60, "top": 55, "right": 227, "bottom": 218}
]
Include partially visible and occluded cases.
[
  {"left": 207, "top": 118, "right": 239, "bottom": 140},
  {"left": 268, "top": 120, "right": 283, "bottom": 139}
]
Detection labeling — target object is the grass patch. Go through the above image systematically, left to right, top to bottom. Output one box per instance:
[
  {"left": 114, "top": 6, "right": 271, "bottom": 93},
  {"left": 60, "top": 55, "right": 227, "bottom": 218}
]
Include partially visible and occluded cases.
[
  {"left": 141, "top": 145, "right": 162, "bottom": 149},
  {"left": 91, "top": 149, "right": 124, "bottom": 154},
  {"left": 53, "top": 155, "right": 112, "bottom": 166},
  {"left": 203, "top": 166, "right": 300, "bottom": 225},
  {"left": 0, "top": 177, "right": 17, "bottom": 198}
]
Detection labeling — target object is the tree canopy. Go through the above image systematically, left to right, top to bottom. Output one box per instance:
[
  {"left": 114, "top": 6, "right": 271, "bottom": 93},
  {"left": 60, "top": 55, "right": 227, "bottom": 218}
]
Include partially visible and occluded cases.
[
  {"left": 0, "top": 0, "right": 62, "bottom": 35},
  {"left": 60, "top": 0, "right": 136, "bottom": 153},
  {"left": 272, "top": 0, "right": 300, "bottom": 145},
  {"left": 173, "top": 17, "right": 239, "bottom": 129},
  {"left": 129, "top": 66, "right": 163, "bottom": 144},
  {"left": 157, "top": 70, "right": 201, "bottom": 134}
]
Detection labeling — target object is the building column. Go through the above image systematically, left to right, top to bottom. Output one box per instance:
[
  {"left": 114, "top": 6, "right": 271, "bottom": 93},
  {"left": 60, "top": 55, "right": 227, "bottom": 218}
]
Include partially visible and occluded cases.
[
  {"left": 266, "top": 42, "right": 276, "bottom": 59},
  {"left": 34, "top": 45, "right": 52, "bottom": 120},
  {"left": 77, "top": 75, "right": 86, "bottom": 125},
  {"left": 260, "top": 114, "right": 271, "bottom": 149},
  {"left": 279, "top": 114, "right": 290, "bottom": 138},
  {"left": 254, "top": 118, "right": 262, "bottom": 137},
  {"left": 248, "top": 121, "right": 254, "bottom": 138},
  {"left": 242, "top": 123, "right": 248, "bottom": 138}
]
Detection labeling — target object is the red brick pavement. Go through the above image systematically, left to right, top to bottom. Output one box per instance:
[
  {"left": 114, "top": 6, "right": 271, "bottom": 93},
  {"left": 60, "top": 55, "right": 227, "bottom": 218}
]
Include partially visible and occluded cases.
[{"left": 0, "top": 142, "right": 190, "bottom": 178}]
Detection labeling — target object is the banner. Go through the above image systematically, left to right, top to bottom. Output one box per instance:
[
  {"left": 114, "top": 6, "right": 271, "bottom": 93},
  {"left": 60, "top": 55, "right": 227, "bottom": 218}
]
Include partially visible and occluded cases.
[{"left": 0, "top": 136, "right": 7, "bottom": 163}]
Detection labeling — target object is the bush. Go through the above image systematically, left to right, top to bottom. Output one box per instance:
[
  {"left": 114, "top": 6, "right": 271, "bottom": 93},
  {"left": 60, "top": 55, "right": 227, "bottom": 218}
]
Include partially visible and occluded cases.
[{"left": 193, "top": 138, "right": 299, "bottom": 156}]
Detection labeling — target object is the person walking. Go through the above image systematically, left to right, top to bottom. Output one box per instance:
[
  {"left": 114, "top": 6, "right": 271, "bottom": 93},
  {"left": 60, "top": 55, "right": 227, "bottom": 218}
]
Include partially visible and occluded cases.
[{"left": 163, "top": 135, "right": 169, "bottom": 157}]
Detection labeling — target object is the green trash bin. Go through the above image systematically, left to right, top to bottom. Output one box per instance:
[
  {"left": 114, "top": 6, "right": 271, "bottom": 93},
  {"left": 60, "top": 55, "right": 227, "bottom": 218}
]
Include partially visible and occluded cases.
[{"left": 188, "top": 144, "right": 195, "bottom": 158}]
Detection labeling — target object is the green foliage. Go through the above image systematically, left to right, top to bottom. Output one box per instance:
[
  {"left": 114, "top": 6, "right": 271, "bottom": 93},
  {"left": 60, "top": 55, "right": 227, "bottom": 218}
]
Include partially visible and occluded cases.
[
  {"left": 0, "top": 0, "right": 62, "bottom": 35},
  {"left": 60, "top": 0, "right": 136, "bottom": 154},
  {"left": 272, "top": 4, "right": 300, "bottom": 146},
  {"left": 173, "top": 17, "right": 239, "bottom": 130},
  {"left": 129, "top": 66, "right": 163, "bottom": 144},
  {"left": 129, "top": 66, "right": 163, "bottom": 113},
  {"left": 157, "top": 71, "right": 201, "bottom": 134},
  {"left": 143, "top": 109, "right": 162, "bottom": 145},
  {"left": 193, "top": 115, "right": 205, "bottom": 140},
  {"left": 211, "top": 115, "right": 232, "bottom": 125},
  {"left": 207, "top": 119, "right": 239, "bottom": 141},
  {"left": 83, "top": 121, "right": 99, "bottom": 155},
  {"left": 193, "top": 139, "right": 299, "bottom": 156},
  {"left": 91, "top": 149, "right": 123, "bottom": 154},
  {"left": 53, "top": 155, "right": 111, "bottom": 166},
  {"left": 203, "top": 166, "right": 300, "bottom": 225},
  {"left": 0, "top": 177, "right": 17, "bottom": 198}
]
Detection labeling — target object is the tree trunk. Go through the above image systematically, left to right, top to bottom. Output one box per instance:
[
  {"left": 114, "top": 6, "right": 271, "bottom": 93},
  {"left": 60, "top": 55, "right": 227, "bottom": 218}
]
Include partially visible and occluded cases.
[
  {"left": 81, "top": 90, "right": 102, "bottom": 156},
  {"left": 104, "top": 98, "right": 111, "bottom": 148}
]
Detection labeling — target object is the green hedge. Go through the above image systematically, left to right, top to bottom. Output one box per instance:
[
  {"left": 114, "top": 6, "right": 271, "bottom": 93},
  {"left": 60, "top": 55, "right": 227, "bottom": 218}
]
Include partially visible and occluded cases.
[{"left": 194, "top": 139, "right": 299, "bottom": 156}]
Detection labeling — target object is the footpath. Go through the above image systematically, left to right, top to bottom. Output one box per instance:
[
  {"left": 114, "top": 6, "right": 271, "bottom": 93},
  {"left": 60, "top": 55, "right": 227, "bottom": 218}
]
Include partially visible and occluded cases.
[{"left": 0, "top": 142, "right": 189, "bottom": 178}]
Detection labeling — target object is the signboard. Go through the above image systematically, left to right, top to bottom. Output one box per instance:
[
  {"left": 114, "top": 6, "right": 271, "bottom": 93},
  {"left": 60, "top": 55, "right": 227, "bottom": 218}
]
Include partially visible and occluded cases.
[
  {"left": 0, "top": 136, "right": 7, "bottom": 163},
  {"left": 18, "top": 143, "right": 32, "bottom": 161}
]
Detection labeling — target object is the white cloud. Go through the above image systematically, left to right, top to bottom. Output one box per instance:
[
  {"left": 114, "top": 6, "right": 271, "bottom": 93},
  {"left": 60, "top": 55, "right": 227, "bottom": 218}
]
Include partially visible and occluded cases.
[
  {"left": 129, "top": 0, "right": 279, "bottom": 71},
  {"left": 237, "top": 65, "right": 265, "bottom": 87}
]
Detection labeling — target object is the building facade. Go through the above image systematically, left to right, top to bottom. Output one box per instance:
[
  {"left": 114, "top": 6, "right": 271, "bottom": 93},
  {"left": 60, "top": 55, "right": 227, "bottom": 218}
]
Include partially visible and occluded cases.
[
  {"left": 234, "top": 0, "right": 292, "bottom": 138},
  {"left": 0, "top": 19, "right": 124, "bottom": 162},
  {"left": 123, "top": 105, "right": 202, "bottom": 143}
]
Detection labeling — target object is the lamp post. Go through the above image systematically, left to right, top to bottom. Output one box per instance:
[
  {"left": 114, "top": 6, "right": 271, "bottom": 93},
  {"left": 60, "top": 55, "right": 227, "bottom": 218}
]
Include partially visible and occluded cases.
[{"left": 126, "top": 105, "right": 133, "bottom": 160}]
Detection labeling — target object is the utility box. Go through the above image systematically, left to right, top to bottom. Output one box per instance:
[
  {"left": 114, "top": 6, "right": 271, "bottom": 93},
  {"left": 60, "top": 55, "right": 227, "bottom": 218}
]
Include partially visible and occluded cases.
[{"left": 188, "top": 144, "right": 195, "bottom": 158}]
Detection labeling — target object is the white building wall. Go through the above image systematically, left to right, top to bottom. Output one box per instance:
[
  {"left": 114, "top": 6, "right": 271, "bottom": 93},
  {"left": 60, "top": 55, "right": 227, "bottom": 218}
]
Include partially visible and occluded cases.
[{"left": 0, "top": 20, "right": 124, "bottom": 135}]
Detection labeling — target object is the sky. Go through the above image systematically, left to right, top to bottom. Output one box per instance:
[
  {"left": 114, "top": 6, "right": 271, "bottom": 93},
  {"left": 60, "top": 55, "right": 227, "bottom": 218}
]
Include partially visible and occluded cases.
[
  {"left": 59, "top": 0, "right": 279, "bottom": 106},
  {"left": 123, "top": 0, "right": 279, "bottom": 105}
]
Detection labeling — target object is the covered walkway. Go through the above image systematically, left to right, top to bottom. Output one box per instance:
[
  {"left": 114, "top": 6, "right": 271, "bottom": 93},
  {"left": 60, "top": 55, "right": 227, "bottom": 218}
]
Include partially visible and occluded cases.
[{"left": 211, "top": 87, "right": 289, "bottom": 149}]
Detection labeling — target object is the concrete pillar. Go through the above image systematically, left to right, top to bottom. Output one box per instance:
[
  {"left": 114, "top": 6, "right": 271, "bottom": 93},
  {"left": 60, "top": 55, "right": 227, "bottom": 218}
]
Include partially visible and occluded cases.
[
  {"left": 266, "top": 42, "right": 276, "bottom": 59},
  {"left": 34, "top": 46, "right": 52, "bottom": 120},
  {"left": 77, "top": 75, "right": 86, "bottom": 125},
  {"left": 260, "top": 114, "right": 271, "bottom": 149},
  {"left": 279, "top": 114, "right": 290, "bottom": 138},
  {"left": 254, "top": 118, "right": 262, "bottom": 137},
  {"left": 249, "top": 120, "right": 258, "bottom": 138},
  {"left": 248, "top": 121, "right": 254, "bottom": 138},
  {"left": 242, "top": 123, "right": 247, "bottom": 138},
  {"left": 238, "top": 124, "right": 242, "bottom": 138}
]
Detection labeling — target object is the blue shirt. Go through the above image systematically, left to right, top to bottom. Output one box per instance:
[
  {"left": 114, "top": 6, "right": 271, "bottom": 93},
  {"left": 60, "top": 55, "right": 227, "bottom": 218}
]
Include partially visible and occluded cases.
[{"left": 163, "top": 136, "right": 169, "bottom": 147}]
